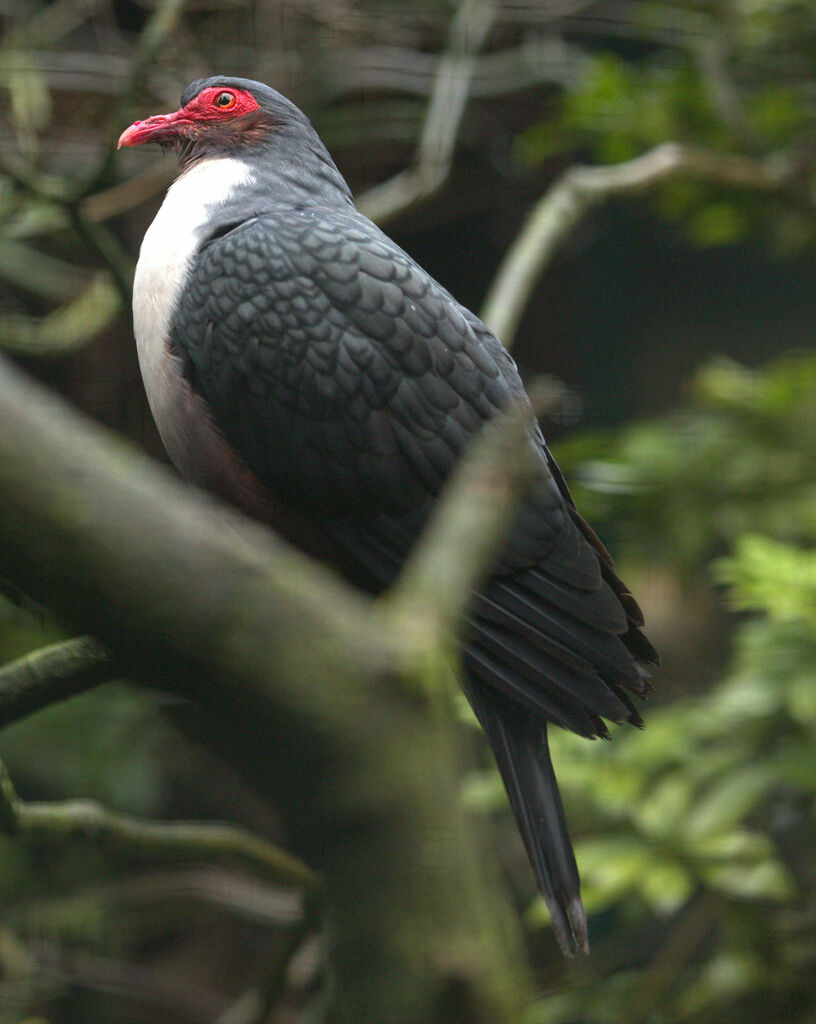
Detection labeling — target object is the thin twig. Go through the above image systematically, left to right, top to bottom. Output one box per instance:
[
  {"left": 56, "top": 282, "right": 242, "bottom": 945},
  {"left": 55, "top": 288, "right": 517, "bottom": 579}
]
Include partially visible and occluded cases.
[
  {"left": 79, "top": 0, "right": 188, "bottom": 195},
  {"left": 356, "top": 0, "right": 498, "bottom": 225},
  {"left": 695, "top": 33, "right": 751, "bottom": 144},
  {"left": 480, "top": 142, "right": 797, "bottom": 347},
  {"left": 66, "top": 206, "right": 134, "bottom": 301},
  {"left": 0, "top": 637, "right": 115, "bottom": 729},
  {"left": 0, "top": 758, "right": 321, "bottom": 890},
  {"left": 628, "top": 894, "right": 719, "bottom": 1023},
  {"left": 37, "top": 945, "right": 233, "bottom": 1024}
]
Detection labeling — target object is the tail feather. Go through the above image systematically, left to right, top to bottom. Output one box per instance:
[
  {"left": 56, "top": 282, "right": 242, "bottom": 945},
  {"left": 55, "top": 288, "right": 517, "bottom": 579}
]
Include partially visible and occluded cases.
[
  {"left": 323, "top": 507, "right": 655, "bottom": 955},
  {"left": 465, "top": 677, "right": 589, "bottom": 956}
]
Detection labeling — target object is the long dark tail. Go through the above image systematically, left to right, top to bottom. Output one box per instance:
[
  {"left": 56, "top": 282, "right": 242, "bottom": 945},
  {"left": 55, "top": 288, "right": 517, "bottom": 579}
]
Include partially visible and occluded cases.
[
  {"left": 323, "top": 511, "right": 656, "bottom": 954},
  {"left": 465, "top": 677, "right": 588, "bottom": 955}
]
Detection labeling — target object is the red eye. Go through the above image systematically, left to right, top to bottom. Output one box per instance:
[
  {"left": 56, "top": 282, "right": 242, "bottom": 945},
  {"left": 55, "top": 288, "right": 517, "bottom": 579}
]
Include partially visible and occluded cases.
[{"left": 214, "top": 91, "right": 236, "bottom": 110}]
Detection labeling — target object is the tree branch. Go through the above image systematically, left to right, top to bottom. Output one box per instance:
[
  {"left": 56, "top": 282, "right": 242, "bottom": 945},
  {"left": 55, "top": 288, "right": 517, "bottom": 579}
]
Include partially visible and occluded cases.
[
  {"left": 80, "top": 0, "right": 188, "bottom": 196},
  {"left": 356, "top": 0, "right": 498, "bottom": 225},
  {"left": 325, "top": 35, "right": 589, "bottom": 101},
  {"left": 481, "top": 142, "right": 797, "bottom": 347},
  {"left": 0, "top": 271, "right": 121, "bottom": 355},
  {"left": 0, "top": 352, "right": 533, "bottom": 1022},
  {"left": 0, "top": 637, "right": 114, "bottom": 728},
  {"left": 0, "top": 757, "right": 319, "bottom": 890}
]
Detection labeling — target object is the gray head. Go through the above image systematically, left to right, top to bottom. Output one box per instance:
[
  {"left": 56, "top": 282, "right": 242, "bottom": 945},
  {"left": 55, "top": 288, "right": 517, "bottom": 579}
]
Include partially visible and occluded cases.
[{"left": 119, "top": 77, "right": 336, "bottom": 172}]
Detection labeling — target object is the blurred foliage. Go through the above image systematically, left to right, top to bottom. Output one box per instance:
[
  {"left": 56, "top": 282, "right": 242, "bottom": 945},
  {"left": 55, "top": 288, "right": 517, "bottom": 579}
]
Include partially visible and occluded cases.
[
  {"left": 0, "top": 0, "right": 815, "bottom": 1019},
  {"left": 515, "top": 0, "right": 816, "bottom": 253},
  {"left": 465, "top": 353, "right": 816, "bottom": 1023},
  {"left": 559, "top": 355, "right": 816, "bottom": 569}
]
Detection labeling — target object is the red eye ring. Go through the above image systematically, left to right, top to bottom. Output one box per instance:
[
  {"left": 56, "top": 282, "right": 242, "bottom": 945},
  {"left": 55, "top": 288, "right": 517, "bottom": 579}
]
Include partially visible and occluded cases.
[{"left": 214, "top": 91, "right": 236, "bottom": 110}]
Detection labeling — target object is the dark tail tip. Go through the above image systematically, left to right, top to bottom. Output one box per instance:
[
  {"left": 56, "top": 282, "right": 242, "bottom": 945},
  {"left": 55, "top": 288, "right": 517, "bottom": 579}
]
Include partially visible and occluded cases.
[{"left": 551, "top": 894, "right": 589, "bottom": 956}]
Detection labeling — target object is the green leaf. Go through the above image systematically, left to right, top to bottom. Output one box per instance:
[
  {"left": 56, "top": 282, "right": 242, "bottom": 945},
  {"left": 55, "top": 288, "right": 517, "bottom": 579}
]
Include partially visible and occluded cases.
[
  {"left": 688, "top": 202, "right": 750, "bottom": 246},
  {"left": 716, "top": 535, "right": 816, "bottom": 627},
  {"left": 684, "top": 766, "right": 775, "bottom": 841},
  {"left": 704, "top": 860, "right": 794, "bottom": 900}
]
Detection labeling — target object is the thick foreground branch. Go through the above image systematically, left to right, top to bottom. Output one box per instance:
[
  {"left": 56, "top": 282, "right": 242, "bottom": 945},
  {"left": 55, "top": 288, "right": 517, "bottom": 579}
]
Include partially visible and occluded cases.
[{"left": 0, "top": 355, "right": 532, "bottom": 1022}]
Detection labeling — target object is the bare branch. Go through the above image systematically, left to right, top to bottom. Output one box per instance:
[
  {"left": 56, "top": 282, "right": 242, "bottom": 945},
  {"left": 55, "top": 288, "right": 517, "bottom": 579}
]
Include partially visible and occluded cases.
[
  {"left": 80, "top": 0, "right": 189, "bottom": 196},
  {"left": 356, "top": 0, "right": 498, "bottom": 225},
  {"left": 325, "top": 35, "right": 589, "bottom": 101},
  {"left": 481, "top": 142, "right": 797, "bottom": 347},
  {"left": 0, "top": 238, "right": 91, "bottom": 301},
  {"left": 0, "top": 272, "right": 121, "bottom": 355},
  {"left": 0, "top": 353, "right": 532, "bottom": 1022},
  {"left": 0, "top": 637, "right": 114, "bottom": 728},
  {"left": 0, "top": 757, "right": 320, "bottom": 890}
]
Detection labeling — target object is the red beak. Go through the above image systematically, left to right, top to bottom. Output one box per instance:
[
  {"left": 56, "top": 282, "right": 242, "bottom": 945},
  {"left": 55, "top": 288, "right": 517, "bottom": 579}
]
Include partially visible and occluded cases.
[{"left": 118, "top": 109, "right": 191, "bottom": 148}]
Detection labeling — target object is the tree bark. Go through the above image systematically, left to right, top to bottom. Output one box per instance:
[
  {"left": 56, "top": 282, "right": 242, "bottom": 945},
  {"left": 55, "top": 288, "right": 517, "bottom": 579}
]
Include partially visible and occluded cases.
[{"left": 0, "top": 355, "right": 532, "bottom": 1022}]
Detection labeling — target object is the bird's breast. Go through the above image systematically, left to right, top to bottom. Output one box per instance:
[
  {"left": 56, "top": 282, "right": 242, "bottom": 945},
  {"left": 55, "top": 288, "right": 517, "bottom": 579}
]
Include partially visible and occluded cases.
[
  {"left": 132, "top": 156, "right": 266, "bottom": 513},
  {"left": 133, "top": 156, "right": 254, "bottom": 424}
]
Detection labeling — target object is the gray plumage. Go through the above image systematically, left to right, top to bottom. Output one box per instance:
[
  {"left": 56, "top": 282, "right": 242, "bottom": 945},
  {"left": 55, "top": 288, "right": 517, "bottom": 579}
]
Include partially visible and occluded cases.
[{"left": 128, "top": 76, "right": 658, "bottom": 955}]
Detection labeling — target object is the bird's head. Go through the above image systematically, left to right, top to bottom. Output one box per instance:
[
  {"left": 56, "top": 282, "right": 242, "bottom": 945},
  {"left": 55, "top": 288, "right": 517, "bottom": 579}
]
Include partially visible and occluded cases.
[
  {"left": 119, "top": 76, "right": 353, "bottom": 205},
  {"left": 118, "top": 77, "right": 311, "bottom": 164}
]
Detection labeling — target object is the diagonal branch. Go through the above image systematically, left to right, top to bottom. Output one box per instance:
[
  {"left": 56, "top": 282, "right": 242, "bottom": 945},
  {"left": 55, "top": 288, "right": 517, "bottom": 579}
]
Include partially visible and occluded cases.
[{"left": 480, "top": 142, "right": 799, "bottom": 347}]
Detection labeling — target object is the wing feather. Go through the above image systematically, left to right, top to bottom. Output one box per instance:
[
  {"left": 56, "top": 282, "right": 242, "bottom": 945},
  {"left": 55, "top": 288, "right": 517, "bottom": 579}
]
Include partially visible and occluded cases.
[{"left": 170, "top": 203, "right": 656, "bottom": 947}]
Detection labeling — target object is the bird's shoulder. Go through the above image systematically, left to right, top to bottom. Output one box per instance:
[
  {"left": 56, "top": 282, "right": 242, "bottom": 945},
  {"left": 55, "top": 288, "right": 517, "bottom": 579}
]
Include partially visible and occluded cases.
[
  {"left": 171, "top": 205, "right": 531, "bottom": 515},
  {"left": 188, "top": 205, "right": 522, "bottom": 400}
]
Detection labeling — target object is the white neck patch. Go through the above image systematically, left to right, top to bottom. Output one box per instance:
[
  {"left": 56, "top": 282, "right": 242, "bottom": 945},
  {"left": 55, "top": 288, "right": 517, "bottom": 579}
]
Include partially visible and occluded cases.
[
  {"left": 132, "top": 155, "right": 256, "bottom": 491},
  {"left": 133, "top": 155, "right": 253, "bottom": 364},
  {"left": 133, "top": 156, "right": 253, "bottom": 458}
]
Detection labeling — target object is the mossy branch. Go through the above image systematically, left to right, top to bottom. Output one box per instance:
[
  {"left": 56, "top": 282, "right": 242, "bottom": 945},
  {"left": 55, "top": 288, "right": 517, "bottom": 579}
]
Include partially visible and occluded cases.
[
  {"left": 481, "top": 142, "right": 799, "bottom": 347},
  {"left": 0, "top": 352, "right": 534, "bottom": 1022},
  {"left": 0, "top": 759, "right": 320, "bottom": 890}
]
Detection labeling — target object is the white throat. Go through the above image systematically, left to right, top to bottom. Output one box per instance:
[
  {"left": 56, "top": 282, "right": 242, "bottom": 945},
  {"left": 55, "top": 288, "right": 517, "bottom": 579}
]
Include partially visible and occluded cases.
[
  {"left": 132, "top": 155, "right": 256, "bottom": 495},
  {"left": 133, "top": 155, "right": 253, "bottom": 370},
  {"left": 133, "top": 155, "right": 252, "bottom": 446}
]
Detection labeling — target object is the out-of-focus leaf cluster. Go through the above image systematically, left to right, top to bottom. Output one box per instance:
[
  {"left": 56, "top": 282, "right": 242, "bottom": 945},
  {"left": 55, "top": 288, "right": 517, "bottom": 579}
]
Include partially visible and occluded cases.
[
  {"left": 514, "top": 0, "right": 816, "bottom": 253},
  {"left": 468, "top": 352, "right": 816, "bottom": 1022},
  {"left": 560, "top": 355, "right": 816, "bottom": 571}
]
